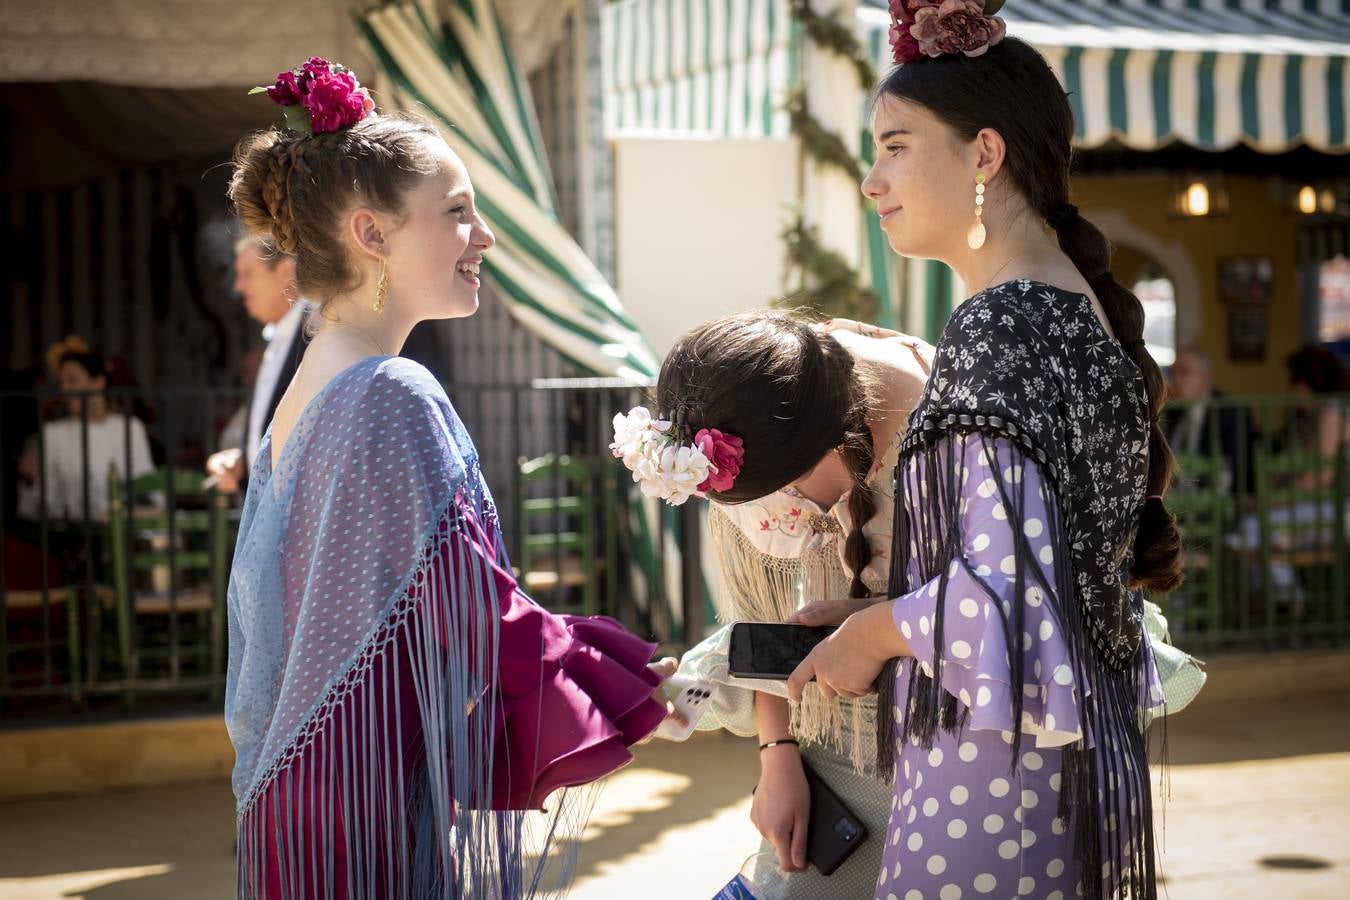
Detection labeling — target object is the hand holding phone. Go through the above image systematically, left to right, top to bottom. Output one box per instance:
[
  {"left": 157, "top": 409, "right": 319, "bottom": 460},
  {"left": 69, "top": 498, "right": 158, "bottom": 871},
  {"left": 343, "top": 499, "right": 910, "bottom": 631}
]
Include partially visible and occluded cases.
[
  {"left": 651, "top": 674, "right": 717, "bottom": 741},
  {"left": 750, "top": 757, "right": 870, "bottom": 876}
]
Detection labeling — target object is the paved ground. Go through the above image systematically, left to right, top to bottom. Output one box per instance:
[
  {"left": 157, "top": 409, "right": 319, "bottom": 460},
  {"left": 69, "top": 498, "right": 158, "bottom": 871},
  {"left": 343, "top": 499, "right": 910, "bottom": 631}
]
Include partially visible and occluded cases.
[{"left": 1, "top": 691, "right": 1347, "bottom": 899}]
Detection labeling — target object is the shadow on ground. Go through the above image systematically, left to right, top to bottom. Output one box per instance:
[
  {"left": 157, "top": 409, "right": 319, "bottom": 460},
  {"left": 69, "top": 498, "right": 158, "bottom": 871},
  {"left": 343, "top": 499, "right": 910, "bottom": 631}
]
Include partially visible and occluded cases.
[
  {"left": 1150, "top": 690, "right": 1350, "bottom": 765},
  {"left": 2, "top": 691, "right": 1347, "bottom": 897},
  {"left": 0, "top": 780, "right": 235, "bottom": 899}
]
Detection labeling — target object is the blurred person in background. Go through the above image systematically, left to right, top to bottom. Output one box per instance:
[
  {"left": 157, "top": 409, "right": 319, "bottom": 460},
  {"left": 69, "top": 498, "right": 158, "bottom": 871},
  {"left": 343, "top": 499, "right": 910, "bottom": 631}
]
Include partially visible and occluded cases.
[
  {"left": 204, "top": 235, "right": 308, "bottom": 493},
  {"left": 16, "top": 343, "right": 154, "bottom": 523},
  {"left": 1229, "top": 344, "right": 1350, "bottom": 608},
  {"left": 1286, "top": 344, "right": 1350, "bottom": 491},
  {"left": 215, "top": 347, "right": 265, "bottom": 463},
  {"left": 1163, "top": 347, "right": 1255, "bottom": 492}
]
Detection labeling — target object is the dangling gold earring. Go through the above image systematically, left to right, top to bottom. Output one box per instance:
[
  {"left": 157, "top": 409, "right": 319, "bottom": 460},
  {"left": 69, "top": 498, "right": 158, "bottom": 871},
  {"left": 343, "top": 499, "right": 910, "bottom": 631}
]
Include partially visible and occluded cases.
[
  {"left": 967, "top": 173, "right": 987, "bottom": 250},
  {"left": 373, "top": 260, "right": 388, "bottom": 314}
]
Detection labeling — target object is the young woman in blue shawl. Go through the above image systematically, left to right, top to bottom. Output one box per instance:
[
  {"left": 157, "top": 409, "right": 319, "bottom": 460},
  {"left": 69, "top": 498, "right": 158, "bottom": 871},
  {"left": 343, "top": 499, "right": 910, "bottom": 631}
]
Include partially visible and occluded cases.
[{"left": 223, "top": 59, "right": 671, "bottom": 899}]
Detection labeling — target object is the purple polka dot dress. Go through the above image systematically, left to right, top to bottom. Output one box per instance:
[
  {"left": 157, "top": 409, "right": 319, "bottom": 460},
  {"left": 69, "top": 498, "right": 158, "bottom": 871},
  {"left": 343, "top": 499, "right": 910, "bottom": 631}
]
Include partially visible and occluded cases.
[{"left": 874, "top": 435, "right": 1162, "bottom": 900}]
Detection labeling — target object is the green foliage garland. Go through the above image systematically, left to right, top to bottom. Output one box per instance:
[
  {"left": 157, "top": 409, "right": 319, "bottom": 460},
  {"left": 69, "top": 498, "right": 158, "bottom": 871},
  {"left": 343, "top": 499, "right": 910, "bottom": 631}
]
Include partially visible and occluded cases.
[
  {"left": 788, "top": 0, "right": 876, "bottom": 90},
  {"left": 780, "top": 1, "right": 878, "bottom": 321},
  {"left": 781, "top": 211, "right": 880, "bottom": 322}
]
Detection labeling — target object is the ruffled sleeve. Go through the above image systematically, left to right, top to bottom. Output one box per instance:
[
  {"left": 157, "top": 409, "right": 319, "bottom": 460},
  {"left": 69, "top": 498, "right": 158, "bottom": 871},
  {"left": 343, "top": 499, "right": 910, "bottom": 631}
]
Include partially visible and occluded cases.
[
  {"left": 889, "top": 434, "right": 1161, "bottom": 748},
  {"left": 442, "top": 502, "right": 667, "bottom": 810}
]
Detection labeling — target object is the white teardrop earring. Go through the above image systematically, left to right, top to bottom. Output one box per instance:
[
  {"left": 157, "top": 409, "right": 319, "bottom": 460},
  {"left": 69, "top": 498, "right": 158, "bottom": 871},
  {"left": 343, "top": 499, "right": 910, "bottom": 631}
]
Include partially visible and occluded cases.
[{"left": 967, "top": 173, "right": 987, "bottom": 251}]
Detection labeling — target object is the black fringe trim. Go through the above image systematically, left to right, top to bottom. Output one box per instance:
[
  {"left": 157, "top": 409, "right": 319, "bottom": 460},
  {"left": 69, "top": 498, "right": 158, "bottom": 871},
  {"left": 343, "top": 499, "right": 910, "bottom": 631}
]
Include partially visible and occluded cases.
[{"left": 875, "top": 428, "right": 1156, "bottom": 900}]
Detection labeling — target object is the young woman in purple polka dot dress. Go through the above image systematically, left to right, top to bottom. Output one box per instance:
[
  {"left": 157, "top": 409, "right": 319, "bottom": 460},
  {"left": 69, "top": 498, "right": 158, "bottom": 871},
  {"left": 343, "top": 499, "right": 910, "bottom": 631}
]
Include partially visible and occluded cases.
[
  {"left": 781, "top": 7, "right": 1186, "bottom": 899},
  {"left": 653, "top": 10, "right": 1184, "bottom": 900},
  {"left": 223, "top": 60, "right": 670, "bottom": 899}
]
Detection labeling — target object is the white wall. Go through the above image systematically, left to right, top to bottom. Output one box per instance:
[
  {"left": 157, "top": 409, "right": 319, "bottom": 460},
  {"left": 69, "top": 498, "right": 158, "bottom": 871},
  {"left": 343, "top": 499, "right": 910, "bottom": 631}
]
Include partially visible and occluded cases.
[{"left": 612, "top": 136, "right": 797, "bottom": 356}]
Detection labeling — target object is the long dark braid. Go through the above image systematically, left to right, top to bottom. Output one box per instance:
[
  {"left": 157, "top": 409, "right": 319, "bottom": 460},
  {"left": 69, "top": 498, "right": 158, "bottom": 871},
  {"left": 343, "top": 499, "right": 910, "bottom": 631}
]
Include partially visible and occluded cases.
[
  {"left": 1046, "top": 206, "right": 1183, "bottom": 593},
  {"left": 835, "top": 384, "right": 880, "bottom": 600}
]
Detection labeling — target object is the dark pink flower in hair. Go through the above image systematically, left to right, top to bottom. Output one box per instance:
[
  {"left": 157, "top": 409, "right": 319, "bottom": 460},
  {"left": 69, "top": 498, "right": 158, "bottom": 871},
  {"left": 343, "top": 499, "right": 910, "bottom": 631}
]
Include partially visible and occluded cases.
[
  {"left": 888, "top": 0, "right": 941, "bottom": 24},
  {"left": 888, "top": 0, "right": 947, "bottom": 62},
  {"left": 910, "top": 0, "right": 1006, "bottom": 60},
  {"left": 889, "top": 21, "right": 923, "bottom": 63},
  {"left": 296, "top": 56, "right": 333, "bottom": 94},
  {"left": 253, "top": 57, "right": 374, "bottom": 134},
  {"left": 266, "top": 70, "right": 301, "bottom": 106},
  {"left": 302, "top": 70, "right": 370, "bottom": 134},
  {"left": 693, "top": 428, "right": 745, "bottom": 493}
]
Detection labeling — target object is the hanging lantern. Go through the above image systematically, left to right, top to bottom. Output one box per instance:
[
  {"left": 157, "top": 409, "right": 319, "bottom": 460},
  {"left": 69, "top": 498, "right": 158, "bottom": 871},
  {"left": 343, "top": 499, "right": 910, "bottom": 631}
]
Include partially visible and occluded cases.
[
  {"left": 1171, "top": 173, "right": 1229, "bottom": 219},
  {"left": 1297, "top": 185, "right": 1319, "bottom": 216}
]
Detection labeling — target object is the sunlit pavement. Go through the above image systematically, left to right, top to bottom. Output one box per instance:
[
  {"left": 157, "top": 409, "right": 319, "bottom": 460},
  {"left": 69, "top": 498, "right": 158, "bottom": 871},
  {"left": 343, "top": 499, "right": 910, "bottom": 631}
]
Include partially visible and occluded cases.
[{"left": 2, "top": 691, "right": 1347, "bottom": 899}]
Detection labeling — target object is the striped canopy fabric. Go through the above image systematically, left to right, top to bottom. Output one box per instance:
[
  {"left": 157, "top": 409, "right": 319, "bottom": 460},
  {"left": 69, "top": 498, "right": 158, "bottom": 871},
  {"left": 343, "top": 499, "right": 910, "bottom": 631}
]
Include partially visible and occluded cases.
[
  {"left": 360, "top": 0, "right": 659, "bottom": 380},
  {"left": 603, "top": 0, "right": 794, "bottom": 138},
  {"left": 604, "top": 0, "right": 1349, "bottom": 154},
  {"left": 858, "top": 0, "right": 1350, "bottom": 154}
]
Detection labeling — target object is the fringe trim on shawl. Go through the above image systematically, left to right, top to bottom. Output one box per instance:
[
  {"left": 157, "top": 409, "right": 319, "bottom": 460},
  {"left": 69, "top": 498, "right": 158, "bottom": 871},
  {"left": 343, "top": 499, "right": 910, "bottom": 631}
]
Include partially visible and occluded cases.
[
  {"left": 878, "top": 431, "right": 1157, "bottom": 900},
  {"left": 235, "top": 495, "right": 580, "bottom": 900},
  {"left": 707, "top": 506, "right": 876, "bottom": 772}
]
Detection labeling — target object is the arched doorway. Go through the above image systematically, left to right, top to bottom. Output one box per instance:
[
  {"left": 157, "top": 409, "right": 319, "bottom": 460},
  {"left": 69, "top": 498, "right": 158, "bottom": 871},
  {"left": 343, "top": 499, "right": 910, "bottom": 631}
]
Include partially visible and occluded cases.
[{"left": 1111, "top": 243, "right": 1178, "bottom": 367}]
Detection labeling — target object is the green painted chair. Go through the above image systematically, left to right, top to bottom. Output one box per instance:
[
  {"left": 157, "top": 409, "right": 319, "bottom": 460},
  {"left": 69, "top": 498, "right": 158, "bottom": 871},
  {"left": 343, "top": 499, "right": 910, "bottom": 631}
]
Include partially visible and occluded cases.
[
  {"left": 1248, "top": 449, "right": 1348, "bottom": 640},
  {"left": 1166, "top": 452, "right": 1227, "bottom": 649},
  {"left": 516, "top": 454, "right": 604, "bottom": 616},
  {"left": 107, "top": 467, "right": 229, "bottom": 702},
  {"left": 1, "top": 586, "right": 82, "bottom": 709}
]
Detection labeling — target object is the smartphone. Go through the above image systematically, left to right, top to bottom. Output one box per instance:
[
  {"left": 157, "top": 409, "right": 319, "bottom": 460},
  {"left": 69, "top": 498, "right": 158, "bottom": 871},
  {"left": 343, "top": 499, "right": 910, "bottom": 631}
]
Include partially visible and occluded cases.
[
  {"left": 728, "top": 622, "right": 836, "bottom": 680},
  {"left": 750, "top": 757, "right": 869, "bottom": 877},
  {"left": 803, "top": 759, "right": 869, "bottom": 876}
]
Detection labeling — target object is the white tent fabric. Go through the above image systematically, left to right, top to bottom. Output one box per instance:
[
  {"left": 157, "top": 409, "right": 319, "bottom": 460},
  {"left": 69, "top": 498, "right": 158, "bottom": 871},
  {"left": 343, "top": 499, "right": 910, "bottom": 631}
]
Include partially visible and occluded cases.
[
  {"left": 0, "top": 0, "right": 576, "bottom": 86},
  {"left": 361, "top": 0, "right": 658, "bottom": 379}
]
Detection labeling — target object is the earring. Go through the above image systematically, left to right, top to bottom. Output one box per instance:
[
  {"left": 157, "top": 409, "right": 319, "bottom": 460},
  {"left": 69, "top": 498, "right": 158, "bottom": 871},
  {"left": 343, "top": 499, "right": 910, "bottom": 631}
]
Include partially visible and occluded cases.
[
  {"left": 967, "top": 173, "right": 987, "bottom": 251},
  {"left": 373, "top": 260, "right": 388, "bottom": 313}
]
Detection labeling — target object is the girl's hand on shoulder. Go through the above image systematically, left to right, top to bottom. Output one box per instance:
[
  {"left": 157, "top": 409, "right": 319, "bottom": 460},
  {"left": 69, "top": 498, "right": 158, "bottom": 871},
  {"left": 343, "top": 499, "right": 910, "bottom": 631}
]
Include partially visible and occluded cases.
[{"left": 788, "top": 595, "right": 886, "bottom": 627}]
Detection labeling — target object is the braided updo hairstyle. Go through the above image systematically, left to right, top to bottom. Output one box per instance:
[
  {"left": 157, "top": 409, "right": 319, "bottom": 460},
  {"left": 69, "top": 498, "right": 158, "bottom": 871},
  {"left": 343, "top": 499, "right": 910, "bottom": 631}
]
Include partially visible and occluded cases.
[
  {"left": 876, "top": 37, "right": 1183, "bottom": 594},
  {"left": 228, "top": 114, "right": 442, "bottom": 307},
  {"left": 657, "top": 311, "right": 880, "bottom": 600}
]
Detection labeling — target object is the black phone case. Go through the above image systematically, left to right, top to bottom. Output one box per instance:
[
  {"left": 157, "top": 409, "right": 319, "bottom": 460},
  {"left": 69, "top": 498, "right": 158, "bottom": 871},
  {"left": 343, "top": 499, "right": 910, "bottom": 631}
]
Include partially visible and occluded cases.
[{"left": 803, "top": 760, "right": 869, "bottom": 876}]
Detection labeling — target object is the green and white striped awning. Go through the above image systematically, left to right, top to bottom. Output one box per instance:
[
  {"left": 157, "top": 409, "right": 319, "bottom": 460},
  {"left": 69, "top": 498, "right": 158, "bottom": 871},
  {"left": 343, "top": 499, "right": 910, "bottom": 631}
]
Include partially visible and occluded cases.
[
  {"left": 360, "top": 0, "right": 658, "bottom": 380},
  {"left": 603, "top": 0, "right": 794, "bottom": 138},
  {"left": 604, "top": 0, "right": 1349, "bottom": 153},
  {"left": 859, "top": 0, "right": 1350, "bottom": 154}
]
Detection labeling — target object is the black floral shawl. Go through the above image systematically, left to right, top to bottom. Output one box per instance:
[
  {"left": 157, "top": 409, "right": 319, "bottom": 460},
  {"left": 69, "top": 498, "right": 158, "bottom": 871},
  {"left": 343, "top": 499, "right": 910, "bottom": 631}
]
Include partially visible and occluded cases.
[{"left": 881, "top": 279, "right": 1157, "bottom": 900}]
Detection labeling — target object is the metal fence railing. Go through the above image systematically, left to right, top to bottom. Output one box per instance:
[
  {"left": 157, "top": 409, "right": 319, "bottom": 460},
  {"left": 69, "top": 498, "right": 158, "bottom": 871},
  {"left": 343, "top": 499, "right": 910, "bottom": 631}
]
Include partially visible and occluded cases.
[
  {"left": 0, "top": 380, "right": 701, "bottom": 719},
  {"left": 3, "top": 384, "right": 1345, "bottom": 718},
  {"left": 1160, "top": 393, "right": 1349, "bottom": 653}
]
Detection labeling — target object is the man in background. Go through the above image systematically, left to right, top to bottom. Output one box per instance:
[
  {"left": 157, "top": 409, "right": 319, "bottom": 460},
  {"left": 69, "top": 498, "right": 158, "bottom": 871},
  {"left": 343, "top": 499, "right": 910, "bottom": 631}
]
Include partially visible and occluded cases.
[
  {"left": 205, "top": 236, "right": 308, "bottom": 493},
  {"left": 1164, "top": 347, "right": 1254, "bottom": 493}
]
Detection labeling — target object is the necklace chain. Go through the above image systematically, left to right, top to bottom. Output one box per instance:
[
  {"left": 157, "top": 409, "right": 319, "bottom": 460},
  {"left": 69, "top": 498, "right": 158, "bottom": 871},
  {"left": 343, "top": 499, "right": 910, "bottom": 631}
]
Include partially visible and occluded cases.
[{"left": 981, "top": 247, "right": 1043, "bottom": 293}]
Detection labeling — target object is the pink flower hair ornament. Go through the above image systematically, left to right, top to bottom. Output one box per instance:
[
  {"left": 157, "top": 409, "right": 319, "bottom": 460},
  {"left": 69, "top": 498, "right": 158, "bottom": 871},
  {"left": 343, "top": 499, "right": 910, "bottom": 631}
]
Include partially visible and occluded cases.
[
  {"left": 888, "top": 0, "right": 1007, "bottom": 65},
  {"left": 250, "top": 57, "right": 376, "bottom": 135},
  {"left": 610, "top": 406, "right": 746, "bottom": 506}
]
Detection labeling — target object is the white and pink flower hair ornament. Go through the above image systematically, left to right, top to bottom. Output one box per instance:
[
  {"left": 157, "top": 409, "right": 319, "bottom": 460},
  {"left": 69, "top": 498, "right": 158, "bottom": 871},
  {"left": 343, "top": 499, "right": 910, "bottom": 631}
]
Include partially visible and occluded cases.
[
  {"left": 888, "top": 0, "right": 1007, "bottom": 65},
  {"left": 250, "top": 57, "right": 376, "bottom": 136},
  {"left": 610, "top": 406, "right": 745, "bottom": 506}
]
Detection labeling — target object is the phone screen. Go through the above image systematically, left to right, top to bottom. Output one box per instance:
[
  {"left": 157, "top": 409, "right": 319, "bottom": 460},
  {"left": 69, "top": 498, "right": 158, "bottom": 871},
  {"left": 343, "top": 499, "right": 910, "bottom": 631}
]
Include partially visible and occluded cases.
[{"left": 728, "top": 622, "right": 837, "bottom": 679}]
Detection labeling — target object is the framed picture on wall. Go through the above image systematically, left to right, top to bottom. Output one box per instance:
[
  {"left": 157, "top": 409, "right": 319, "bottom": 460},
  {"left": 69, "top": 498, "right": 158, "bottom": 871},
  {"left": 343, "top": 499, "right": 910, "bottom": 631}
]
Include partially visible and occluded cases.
[
  {"left": 1218, "top": 256, "right": 1274, "bottom": 306},
  {"left": 1227, "top": 306, "right": 1268, "bottom": 361}
]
